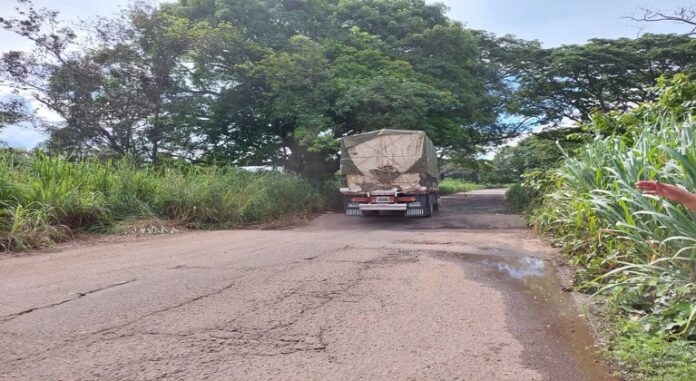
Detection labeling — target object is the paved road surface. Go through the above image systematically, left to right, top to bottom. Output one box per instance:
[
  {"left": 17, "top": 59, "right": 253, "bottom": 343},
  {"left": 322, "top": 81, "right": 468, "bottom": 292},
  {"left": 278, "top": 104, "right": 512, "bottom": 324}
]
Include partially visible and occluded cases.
[{"left": 0, "top": 190, "right": 615, "bottom": 380}]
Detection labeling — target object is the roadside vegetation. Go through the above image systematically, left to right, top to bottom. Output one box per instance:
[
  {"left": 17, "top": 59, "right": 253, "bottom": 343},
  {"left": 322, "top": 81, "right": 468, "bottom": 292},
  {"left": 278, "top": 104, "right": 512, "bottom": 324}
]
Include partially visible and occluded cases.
[
  {"left": 507, "top": 75, "right": 696, "bottom": 380},
  {"left": 0, "top": 152, "right": 326, "bottom": 251},
  {"left": 438, "top": 179, "right": 484, "bottom": 195}
]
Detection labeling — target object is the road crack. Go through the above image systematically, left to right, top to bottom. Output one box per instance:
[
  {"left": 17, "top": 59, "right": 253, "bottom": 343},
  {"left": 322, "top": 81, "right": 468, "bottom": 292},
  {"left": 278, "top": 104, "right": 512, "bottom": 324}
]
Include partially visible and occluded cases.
[{"left": 0, "top": 280, "right": 135, "bottom": 324}]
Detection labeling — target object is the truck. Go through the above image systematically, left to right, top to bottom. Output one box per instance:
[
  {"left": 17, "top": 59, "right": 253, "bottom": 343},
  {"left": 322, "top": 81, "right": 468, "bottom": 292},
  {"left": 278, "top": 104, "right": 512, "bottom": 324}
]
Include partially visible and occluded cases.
[{"left": 339, "top": 129, "right": 440, "bottom": 217}]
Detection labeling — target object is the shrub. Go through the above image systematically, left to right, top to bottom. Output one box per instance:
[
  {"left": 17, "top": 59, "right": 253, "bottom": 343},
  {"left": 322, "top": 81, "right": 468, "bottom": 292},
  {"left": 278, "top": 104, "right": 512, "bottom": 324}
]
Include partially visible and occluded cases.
[
  {"left": 528, "top": 75, "right": 696, "bottom": 378},
  {"left": 534, "top": 117, "right": 696, "bottom": 337},
  {"left": 0, "top": 152, "right": 328, "bottom": 250},
  {"left": 439, "top": 179, "right": 483, "bottom": 195},
  {"left": 505, "top": 183, "right": 530, "bottom": 213},
  {"left": 0, "top": 203, "right": 68, "bottom": 251}
]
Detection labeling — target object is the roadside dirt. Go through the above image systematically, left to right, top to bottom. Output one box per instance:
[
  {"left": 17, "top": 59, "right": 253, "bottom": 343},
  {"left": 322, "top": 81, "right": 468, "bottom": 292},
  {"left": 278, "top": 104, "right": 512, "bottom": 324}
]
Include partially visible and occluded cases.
[{"left": 0, "top": 189, "right": 616, "bottom": 380}]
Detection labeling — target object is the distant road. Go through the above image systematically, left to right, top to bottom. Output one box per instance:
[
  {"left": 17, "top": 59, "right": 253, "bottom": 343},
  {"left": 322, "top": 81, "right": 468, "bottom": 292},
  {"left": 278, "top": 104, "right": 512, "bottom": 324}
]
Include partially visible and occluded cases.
[{"left": 0, "top": 190, "right": 615, "bottom": 380}]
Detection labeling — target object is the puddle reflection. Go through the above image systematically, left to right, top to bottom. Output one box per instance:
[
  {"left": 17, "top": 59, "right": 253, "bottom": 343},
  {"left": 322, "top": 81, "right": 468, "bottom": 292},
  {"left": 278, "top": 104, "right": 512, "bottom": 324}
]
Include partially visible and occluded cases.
[
  {"left": 445, "top": 251, "right": 618, "bottom": 380},
  {"left": 489, "top": 256, "right": 546, "bottom": 280}
]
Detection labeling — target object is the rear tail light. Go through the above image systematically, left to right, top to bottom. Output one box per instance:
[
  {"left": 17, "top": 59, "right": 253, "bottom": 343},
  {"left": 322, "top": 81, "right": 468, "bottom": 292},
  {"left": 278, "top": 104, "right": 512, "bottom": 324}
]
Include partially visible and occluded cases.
[
  {"left": 397, "top": 196, "right": 417, "bottom": 202},
  {"left": 351, "top": 197, "right": 369, "bottom": 203}
]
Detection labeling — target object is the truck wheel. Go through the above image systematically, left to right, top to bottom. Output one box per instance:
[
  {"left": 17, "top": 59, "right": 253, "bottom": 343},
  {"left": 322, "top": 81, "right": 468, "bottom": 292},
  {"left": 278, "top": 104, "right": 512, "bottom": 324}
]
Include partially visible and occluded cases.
[{"left": 425, "top": 194, "right": 434, "bottom": 217}]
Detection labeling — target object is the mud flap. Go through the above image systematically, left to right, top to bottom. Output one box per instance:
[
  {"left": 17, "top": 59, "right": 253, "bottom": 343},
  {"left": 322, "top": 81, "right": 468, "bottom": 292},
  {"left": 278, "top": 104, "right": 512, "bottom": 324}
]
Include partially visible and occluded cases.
[
  {"left": 406, "top": 195, "right": 433, "bottom": 217},
  {"left": 345, "top": 204, "right": 361, "bottom": 216},
  {"left": 405, "top": 206, "right": 425, "bottom": 217}
]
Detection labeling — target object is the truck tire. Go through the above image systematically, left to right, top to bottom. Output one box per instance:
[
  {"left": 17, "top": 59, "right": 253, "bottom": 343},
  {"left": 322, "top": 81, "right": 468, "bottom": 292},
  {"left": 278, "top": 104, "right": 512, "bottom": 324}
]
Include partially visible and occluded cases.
[{"left": 424, "top": 194, "right": 434, "bottom": 217}]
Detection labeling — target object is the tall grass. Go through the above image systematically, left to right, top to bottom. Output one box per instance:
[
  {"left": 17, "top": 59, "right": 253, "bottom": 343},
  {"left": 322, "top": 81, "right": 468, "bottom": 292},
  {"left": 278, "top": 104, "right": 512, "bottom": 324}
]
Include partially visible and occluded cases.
[
  {"left": 532, "top": 116, "right": 696, "bottom": 339},
  {"left": 0, "top": 151, "right": 327, "bottom": 251},
  {"left": 439, "top": 179, "right": 484, "bottom": 195}
]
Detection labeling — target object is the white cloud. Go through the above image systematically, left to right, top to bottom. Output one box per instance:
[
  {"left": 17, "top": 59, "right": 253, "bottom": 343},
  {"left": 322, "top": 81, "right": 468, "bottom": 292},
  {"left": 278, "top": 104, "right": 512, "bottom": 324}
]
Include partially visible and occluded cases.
[{"left": 0, "top": 123, "right": 47, "bottom": 149}]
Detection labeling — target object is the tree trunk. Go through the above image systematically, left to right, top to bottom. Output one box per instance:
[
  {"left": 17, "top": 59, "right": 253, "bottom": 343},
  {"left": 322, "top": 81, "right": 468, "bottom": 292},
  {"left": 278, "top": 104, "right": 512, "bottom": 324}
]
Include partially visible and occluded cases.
[{"left": 151, "top": 102, "right": 161, "bottom": 164}]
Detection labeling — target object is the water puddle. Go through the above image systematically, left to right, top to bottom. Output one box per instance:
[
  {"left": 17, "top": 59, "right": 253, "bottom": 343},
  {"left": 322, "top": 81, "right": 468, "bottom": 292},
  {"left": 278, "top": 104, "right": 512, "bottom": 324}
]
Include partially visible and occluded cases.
[
  {"left": 444, "top": 252, "right": 617, "bottom": 381},
  {"left": 488, "top": 256, "right": 545, "bottom": 280}
]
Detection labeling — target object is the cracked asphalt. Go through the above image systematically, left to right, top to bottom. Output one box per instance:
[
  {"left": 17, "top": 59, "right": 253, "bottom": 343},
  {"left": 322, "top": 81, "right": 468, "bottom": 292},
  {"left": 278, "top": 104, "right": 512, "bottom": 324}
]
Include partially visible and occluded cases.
[{"left": 0, "top": 190, "right": 615, "bottom": 380}]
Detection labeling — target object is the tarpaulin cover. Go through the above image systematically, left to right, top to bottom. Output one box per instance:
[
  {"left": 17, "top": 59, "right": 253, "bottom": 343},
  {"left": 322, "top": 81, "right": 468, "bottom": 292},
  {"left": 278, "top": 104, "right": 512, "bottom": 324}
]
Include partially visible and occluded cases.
[{"left": 340, "top": 129, "right": 439, "bottom": 192}]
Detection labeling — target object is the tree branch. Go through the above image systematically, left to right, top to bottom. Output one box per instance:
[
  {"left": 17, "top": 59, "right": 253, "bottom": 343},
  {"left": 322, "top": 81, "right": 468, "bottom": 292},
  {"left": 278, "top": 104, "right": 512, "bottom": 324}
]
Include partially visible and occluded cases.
[{"left": 630, "top": 7, "right": 696, "bottom": 35}]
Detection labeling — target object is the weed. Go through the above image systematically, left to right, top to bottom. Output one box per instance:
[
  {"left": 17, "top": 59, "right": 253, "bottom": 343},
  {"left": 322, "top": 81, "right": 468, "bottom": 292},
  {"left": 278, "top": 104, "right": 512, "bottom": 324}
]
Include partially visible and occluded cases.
[
  {"left": 0, "top": 152, "right": 328, "bottom": 251},
  {"left": 439, "top": 179, "right": 484, "bottom": 195}
]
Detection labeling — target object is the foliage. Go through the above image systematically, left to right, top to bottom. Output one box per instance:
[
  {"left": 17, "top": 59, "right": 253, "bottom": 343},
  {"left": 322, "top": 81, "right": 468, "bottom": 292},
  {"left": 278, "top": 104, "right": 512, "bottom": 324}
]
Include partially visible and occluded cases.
[
  {"left": 0, "top": 0, "right": 544, "bottom": 179},
  {"left": 4, "top": 2, "right": 695, "bottom": 181},
  {"left": 0, "top": 3, "right": 207, "bottom": 159},
  {"left": 510, "top": 34, "right": 696, "bottom": 125},
  {"left": 522, "top": 75, "right": 696, "bottom": 378},
  {"left": 530, "top": 77, "right": 696, "bottom": 343},
  {"left": 488, "top": 135, "right": 568, "bottom": 183},
  {"left": 0, "top": 151, "right": 326, "bottom": 251},
  {"left": 438, "top": 179, "right": 483, "bottom": 195},
  {"left": 505, "top": 184, "right": 530, "bottom": 213},
  {"left": 599, "top": 307, "right": 696, "bottom": 381}
]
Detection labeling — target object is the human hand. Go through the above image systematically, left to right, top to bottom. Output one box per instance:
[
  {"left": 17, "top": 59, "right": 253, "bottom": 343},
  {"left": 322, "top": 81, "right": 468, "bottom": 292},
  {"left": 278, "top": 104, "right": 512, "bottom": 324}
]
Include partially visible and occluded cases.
[{"left": 635, "top": 180, "right": 691, "bottom": 204}]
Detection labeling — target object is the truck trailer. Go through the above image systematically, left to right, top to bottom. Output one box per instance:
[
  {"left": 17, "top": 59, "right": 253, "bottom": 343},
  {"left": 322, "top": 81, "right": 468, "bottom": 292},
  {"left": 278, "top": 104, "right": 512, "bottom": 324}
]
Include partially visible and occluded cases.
[{"left": 339, "top": 129, "right": 440, "bottom": 217}]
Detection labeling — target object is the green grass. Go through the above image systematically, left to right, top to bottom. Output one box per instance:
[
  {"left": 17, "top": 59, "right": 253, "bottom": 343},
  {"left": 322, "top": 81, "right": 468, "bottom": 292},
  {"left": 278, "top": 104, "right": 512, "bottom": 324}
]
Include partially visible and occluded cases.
[
  {"left": 524, "top": 76, "right": 696, "bottom": 379},
  {"left": 527, "top": 117, "right": 696, "bottom": 378},
  {"left": 0, "top": 151, "right": 329, "bottom": 251},
  {"left": 439, "top": 179, "right": 485, "bottom": 195},
  {"left": 505, "top": 183, "right": 529, "bottom": 213},
  {"left": 597, "top": 304, "right": 696, "bottom": 381},
  {"left": 610, "top": 325, "right": 696, "bottom": 381}
]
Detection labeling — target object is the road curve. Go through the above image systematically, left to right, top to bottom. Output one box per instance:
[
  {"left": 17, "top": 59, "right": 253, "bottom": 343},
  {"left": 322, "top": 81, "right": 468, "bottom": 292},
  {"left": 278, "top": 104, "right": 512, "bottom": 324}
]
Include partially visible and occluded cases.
[{"left": 0, "top": 190, "right": 615, "bottom": 380}]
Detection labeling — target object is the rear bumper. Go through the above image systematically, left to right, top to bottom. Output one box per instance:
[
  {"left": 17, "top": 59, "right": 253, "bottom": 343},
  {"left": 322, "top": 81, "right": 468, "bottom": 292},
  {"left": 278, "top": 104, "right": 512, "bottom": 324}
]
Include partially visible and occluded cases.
[
  {"left": 345, "top": 202, "right": 424, "bottom": 216},
  {"left": 359, "top": 203, "right": 408, "bottom": 211}
]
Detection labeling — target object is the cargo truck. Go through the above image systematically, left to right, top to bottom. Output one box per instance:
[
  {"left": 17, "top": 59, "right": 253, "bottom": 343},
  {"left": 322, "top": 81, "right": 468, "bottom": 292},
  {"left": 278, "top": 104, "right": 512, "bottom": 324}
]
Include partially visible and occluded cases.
[{"left": 339, "top": 129, "right": 440, "bottom": 217}]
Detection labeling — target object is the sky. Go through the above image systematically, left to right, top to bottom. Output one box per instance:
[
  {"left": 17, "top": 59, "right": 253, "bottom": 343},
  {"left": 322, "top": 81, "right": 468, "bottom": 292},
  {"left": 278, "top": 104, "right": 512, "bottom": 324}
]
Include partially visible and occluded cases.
[
  {"left": 0, "top": 0, "right": 694, "bottom": 149},
  {"left": 445, "top": 0, "right": 693, "bottom": 47}
]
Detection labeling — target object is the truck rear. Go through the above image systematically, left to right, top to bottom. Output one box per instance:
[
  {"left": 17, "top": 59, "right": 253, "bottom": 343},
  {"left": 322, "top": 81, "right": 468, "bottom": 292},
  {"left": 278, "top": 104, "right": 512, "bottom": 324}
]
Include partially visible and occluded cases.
[{"left": 339, "top": 129, "right": 440, "bottom": 217}]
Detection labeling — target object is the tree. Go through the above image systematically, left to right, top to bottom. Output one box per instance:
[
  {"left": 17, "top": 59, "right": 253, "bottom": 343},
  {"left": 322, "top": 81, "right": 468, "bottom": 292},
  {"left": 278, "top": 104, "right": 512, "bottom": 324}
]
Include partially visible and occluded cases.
[
  {"left": 2, "top": 0, "right": 568, "bottom": 179},
  {"left": 165, "top": 0, "right": 522, "bottom": 178},
  {"left": 0, "top": 1, "right": 204, "bottom": 160},
  {"left": 632, "top": 7, "right": 696, "bottom": 36},
  {"left": 508, "top": 34, "right": 696, "bottom": 125},
  {"left": 488, "top": 135, "right": 567, "bottom": 183}
]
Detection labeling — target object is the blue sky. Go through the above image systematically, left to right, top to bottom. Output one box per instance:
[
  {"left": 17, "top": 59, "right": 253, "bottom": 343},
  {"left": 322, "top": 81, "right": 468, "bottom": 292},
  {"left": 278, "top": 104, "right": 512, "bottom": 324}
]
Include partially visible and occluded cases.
[
  {"left": 0, "top": 0, "right": 693, "bottom": 148},
  {"left": 445, "top": 0, "right": 693, "bottom": 47}
]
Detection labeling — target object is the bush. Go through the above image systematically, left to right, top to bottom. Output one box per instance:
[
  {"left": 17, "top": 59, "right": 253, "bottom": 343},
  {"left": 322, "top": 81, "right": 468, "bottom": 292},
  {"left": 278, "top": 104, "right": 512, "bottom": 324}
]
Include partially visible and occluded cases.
[
  {"left": 528, "top": 74, "right": 696, "bottom": 379},
  {"left": 534, "top": 117, "right": 696, "bottom": 337},
  {"left": 0, "top": 152, "right": 328, "bottom": 250},
  {"left": 439, "top": 179, "right": 483, "bottom": 195},
  {"left": 505, "top": 183, "right": 530, "bottom": 213}
]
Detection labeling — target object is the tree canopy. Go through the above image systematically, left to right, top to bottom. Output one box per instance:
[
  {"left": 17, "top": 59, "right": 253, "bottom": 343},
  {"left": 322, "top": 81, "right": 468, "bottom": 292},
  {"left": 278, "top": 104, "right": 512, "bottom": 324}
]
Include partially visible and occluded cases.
[
  {"left": 1, "top": 0, "right": 694, "bottom": 179},
  {"left": 508, "top": 34, "right": 696, "bottom": 125}
]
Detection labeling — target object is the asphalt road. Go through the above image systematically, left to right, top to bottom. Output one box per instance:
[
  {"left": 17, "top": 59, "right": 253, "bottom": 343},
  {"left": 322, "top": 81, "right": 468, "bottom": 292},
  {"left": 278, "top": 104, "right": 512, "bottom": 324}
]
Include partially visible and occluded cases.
[{"left": 0, "top": 190, "right": 615, "bottom": 380}]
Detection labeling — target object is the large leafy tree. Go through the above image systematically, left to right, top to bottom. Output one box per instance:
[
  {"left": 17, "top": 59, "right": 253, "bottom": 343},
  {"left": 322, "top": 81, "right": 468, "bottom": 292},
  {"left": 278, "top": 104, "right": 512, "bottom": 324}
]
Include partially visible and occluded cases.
[
  {"left": 18, "top": 0, "right": 696, "bottom": 179},
  {"left": 165, "top": 0, "right": 519, "bottom": 178},
  {"left": 0, "top": 1, "right": 207, "bottom": 159},
  {"left": 509, "top": 34, "right": 696, "bottom": 125},
  {"left": 489, "top": 135, "right": 569, "bottom": 183}
]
